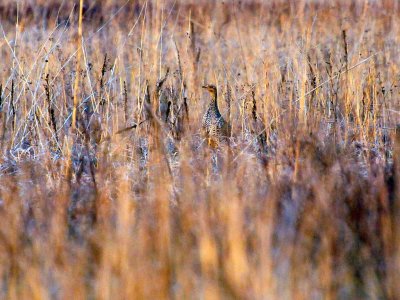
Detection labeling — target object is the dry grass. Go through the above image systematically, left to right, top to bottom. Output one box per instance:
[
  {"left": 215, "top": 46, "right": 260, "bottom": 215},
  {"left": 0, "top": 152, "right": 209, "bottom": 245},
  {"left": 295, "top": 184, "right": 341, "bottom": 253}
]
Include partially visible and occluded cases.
[{"left": 0, "top": 0, "right": 400, "bottom": 299}]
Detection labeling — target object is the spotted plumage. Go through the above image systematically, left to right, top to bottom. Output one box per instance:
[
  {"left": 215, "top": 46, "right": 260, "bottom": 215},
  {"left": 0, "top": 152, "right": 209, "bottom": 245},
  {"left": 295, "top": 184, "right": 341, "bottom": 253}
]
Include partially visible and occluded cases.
[{"left": 202, "top": 84, "right": 230, "bottom": 147}]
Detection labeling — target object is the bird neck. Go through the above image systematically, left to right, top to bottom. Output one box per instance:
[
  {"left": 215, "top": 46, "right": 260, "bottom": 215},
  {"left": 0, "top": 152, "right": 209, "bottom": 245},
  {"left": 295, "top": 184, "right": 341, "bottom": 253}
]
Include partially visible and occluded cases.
[{"left": 209, "top": 93, "right": 219, "bottom": 111}]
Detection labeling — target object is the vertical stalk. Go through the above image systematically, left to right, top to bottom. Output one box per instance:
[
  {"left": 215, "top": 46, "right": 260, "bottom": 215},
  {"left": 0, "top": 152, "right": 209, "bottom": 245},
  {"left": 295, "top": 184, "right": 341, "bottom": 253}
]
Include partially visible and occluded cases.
[
  {"left": 66, "top": 0, "right": 84, "bottom": 182},
  {"left": 71, "top": 0, "right": 84, "bottom": 133}
]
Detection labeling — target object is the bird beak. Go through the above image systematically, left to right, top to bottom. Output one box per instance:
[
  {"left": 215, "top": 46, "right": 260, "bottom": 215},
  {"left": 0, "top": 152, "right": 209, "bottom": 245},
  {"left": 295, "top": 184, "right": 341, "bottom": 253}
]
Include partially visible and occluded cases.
[{"left": 202, "top": 85, "right": 208, "bottom": 89}]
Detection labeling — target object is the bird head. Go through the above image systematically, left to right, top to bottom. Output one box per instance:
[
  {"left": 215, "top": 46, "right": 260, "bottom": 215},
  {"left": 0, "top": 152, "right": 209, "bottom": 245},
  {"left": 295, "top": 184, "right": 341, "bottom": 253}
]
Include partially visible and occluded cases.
[{"left": 202, "top": 84, "right": 217, "bottom": 98}]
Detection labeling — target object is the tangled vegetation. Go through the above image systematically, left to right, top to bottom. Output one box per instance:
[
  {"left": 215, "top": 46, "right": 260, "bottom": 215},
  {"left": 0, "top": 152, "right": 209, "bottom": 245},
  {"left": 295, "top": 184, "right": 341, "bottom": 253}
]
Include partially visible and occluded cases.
[{"left": 0, "top": 0, "right": 400, "bottom": 299}]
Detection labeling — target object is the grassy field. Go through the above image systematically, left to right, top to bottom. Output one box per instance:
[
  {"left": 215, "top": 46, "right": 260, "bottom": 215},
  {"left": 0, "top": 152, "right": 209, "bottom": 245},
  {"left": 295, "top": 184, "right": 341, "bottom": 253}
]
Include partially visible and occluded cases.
[{"left": 0, "top": 0, "right": 400, "bottom": 299}]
